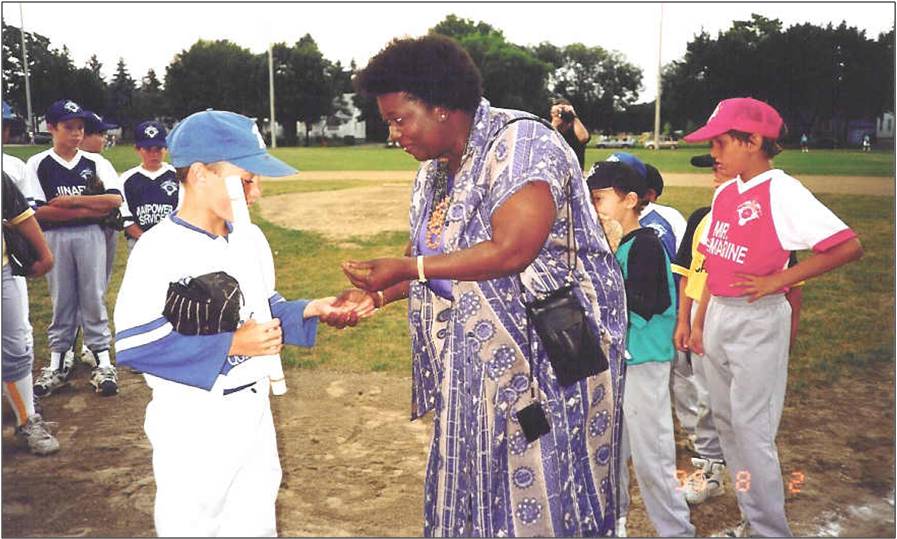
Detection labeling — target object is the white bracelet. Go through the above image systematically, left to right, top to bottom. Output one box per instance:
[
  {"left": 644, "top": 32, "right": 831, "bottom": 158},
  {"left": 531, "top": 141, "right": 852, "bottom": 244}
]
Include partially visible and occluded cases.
[
  {"left": 417, "top": 255, "right": 427, "bottom": 283},
  {"left": 377, "top": 290, "right": 385, "bottom": 308}
]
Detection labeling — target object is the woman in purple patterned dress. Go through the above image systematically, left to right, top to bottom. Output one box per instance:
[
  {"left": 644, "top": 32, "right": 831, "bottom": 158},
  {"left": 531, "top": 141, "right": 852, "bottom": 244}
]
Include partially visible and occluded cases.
[{"left": 344, "top": 35, "right": 627, "bottom": 537}]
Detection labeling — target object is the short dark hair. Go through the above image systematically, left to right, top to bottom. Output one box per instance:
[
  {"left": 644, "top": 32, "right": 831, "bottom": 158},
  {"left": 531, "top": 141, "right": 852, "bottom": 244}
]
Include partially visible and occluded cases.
[
  {"left": 353, "top": 34, "right": 483, "bottom": 114},
  {"left": 728, "top": 124, "right": 788, "bottom": 158},
  {"left": 587, "top": 161, "right": 649, "bottom": 212},
  {"left": 644, "top": 164, "right": 664, "bottom": 198}
]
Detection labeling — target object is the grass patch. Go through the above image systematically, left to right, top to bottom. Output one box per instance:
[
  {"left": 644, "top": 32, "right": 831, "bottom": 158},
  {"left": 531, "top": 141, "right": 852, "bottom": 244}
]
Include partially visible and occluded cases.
[
  {"left": 4, "top": 143, "right": 893, "bottom": 176},
  {"left": 15, "top": 160, "right": 894, "bottom": 382}
]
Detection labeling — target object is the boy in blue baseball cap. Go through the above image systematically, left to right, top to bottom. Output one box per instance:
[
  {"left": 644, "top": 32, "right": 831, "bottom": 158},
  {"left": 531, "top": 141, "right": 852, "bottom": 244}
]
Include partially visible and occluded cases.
[
  {"left": 113, "top": 109, "right": 373, "bottom": 536},
  {"left": 81, "top": 111, "right": 118, "bottom": 153},
  {"left": 119, "top": 120, "right": 180, "bottom": 250}
]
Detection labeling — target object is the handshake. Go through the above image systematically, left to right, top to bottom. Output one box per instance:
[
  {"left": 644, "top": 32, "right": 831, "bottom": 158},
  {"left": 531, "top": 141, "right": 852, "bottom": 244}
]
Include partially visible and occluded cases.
[{"left": 303, "top": 287, "right": 381, "bottom": 330}]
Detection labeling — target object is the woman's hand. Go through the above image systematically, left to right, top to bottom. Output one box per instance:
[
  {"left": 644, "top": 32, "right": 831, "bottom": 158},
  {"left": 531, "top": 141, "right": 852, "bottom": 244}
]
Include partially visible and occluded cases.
[
  {"left": 342, "top": 258, "right": 414, "bottom": 292},
  {"left": 332, "top": 288, "right": 379, "bottom": 318},
  {"left": 229, "top": 319, "right": 283, "bottom": 356}
]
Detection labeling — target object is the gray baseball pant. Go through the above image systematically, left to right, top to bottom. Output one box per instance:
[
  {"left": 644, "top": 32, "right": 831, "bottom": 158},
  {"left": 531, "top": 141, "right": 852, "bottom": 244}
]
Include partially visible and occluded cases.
[
  {"left": 45, "top": 226, "right": 111, "bottom": 353},
  {"left": 103, "top": 226, "right": 118, "bottom": 288},
  {"left": 2, "top": 264, "right": 33, "bottom": 382},
  {"left": 12, "top": 275, "right": 33, "bottom": 349},
  {"left": 703, "top": 294, "right": 792, "bottom": 537},
  {"left": 689, "top": 302, "right": 724, "bottom": 460},
  {"left": 670, "top": 348, "right": 699, "bottom": 437},
  {"left": 619, "top": 360, "right": 695, "bottom": 537}
]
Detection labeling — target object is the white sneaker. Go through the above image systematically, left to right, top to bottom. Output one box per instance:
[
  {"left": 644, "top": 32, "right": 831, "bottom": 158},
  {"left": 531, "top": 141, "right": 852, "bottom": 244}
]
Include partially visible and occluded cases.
[
  {"left": 80, "top": 344, "right": 96, "bottom": 367},
  {"left": 90, "top": 365, "right": 119, "bottom": 396},
  {"left": 15, "top": 414, "right": 60, "bottom": 455},
  {"left": 684, "top": 456, "right": 726, "bottom": 504},
  {"left": 616, "top": 516, "right": 627, "bottom": 537},
  {"left": 712, "top": 519, "right": 750, "bottom": 537}
]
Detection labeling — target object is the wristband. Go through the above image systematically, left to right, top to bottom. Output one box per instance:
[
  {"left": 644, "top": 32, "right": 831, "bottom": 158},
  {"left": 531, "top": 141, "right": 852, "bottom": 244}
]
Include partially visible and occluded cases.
[
  {"left": 417, "top": 255, "right": 427, "bottom": 283},
  {"left": 377, "top": 290, "right": 385, "bottom": 308}
]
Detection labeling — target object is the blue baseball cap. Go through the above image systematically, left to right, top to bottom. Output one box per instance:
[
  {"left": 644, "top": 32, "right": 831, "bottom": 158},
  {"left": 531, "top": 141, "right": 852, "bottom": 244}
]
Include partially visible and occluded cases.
[
  {"left": 45, "top": 99, "right": 90, "bottom": 124},
  {"left": 2, "top": 101, "right": 15, "bottom": 120},
  {"left": 167, "top": 110, "right": 296, "bottom": 177},
  {"left": 84, "top": 111, "right": 119, "bottom": 135},
  {"left": 135, "top": 120, "right": 168, "bottom": 149},
  {"left": 605, "top": 151, "right": 647, "bottom": 180},
  {"left": 586, "top": 161, "right": 648, "bottom": 198}
]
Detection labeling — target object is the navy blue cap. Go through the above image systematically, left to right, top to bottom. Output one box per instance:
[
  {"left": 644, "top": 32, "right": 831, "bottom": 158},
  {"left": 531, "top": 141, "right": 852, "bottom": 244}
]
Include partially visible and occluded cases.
[
  {"left": 46, "top": 99, "right": 90, "bottom": 124},
  {"left": 2, "top": 101, "right": 14, "bottom": 120},
  {"left": 167, "top": 110, "right": 296, "bottom": 177},
  {"left": 84, "top": 111, "right": 119, "bottom": 135},
  {"left": 135, "top": 120, "right": 168, "bottom": 148},
  {"left": 606, "top": 151, "right": 647, "bottom": 180},
  {"left": 586, "top": 161, "right": 648, "bottom": 198}
]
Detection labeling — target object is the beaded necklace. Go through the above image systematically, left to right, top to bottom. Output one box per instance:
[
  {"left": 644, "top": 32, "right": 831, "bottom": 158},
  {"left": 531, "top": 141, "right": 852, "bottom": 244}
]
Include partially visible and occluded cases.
[{"left": 425, "top": 159, "right": 453, "bottom": 249}]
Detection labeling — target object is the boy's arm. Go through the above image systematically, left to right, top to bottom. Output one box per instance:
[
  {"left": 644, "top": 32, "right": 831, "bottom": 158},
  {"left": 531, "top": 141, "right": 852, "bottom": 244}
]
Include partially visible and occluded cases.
[
  {"left": 48, "top": 194, "right": 122, "bottom": 211},
  {"left": 34, "top": 204, "right": 110, "bottom": 224},
  {"left": 625, "top": 235, "right": 671, "bottom": 322},
  {"left": 732, "top": 238, "right": 863, "bottom": 301},
  {"left": 688, "top": 281, "right": 711, "bottom": 355}
]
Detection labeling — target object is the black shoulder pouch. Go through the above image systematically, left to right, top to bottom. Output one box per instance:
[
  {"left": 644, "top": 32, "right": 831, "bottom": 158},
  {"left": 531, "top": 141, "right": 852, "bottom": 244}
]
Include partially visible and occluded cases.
[{"left": 526, "top": 285, "right": 609, "bottom": 387}]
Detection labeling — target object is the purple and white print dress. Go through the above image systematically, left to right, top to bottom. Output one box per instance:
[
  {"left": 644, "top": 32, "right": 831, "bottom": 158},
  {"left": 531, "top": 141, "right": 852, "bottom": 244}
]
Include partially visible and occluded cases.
[{"left": 408, "top": 98, "right": 627, "bottom": 537}]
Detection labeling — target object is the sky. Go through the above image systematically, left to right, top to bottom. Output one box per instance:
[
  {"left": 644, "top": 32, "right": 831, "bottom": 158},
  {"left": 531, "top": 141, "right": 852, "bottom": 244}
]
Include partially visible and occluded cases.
[{"left": 3, "top": 2, "right": 894, "bottom": 104}]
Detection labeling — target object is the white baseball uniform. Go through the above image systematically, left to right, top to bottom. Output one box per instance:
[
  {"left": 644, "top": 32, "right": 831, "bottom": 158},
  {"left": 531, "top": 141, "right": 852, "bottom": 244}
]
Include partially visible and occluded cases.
[{"left": 114, "top": 213, "right": 318, "bottom": 536}]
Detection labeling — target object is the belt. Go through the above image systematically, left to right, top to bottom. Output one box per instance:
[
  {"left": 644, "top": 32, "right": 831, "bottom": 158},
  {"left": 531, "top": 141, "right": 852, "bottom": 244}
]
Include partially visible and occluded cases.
[{"left": 223, "top": 381, "right": 257, "bottom": 396}]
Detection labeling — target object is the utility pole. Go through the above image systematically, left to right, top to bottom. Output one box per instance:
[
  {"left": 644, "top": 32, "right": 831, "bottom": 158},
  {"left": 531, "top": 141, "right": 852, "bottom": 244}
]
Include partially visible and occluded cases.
[
  {"left": 19, "top": 3, "right": 34, "bottom": 143},
  {"left": 653, "top": 3, "right": 664, "bottom": 151},
  {"left": 268, "top": 44, "right": 276, "bottom": 148}
]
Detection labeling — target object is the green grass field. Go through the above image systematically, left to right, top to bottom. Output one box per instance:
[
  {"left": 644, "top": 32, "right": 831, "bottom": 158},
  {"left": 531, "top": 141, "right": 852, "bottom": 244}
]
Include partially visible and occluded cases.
[
  {"left": 4, "top": 143, "right": 895, "bottom": 176},
  {"left": 17, "top": 167, "right": 894, "bottom": 393}
]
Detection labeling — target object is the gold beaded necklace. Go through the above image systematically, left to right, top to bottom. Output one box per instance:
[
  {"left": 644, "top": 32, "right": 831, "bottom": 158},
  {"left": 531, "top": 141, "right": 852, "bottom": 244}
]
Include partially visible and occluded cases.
[{"left": 425, "top": 160, "right": 452, "bottom": 249}]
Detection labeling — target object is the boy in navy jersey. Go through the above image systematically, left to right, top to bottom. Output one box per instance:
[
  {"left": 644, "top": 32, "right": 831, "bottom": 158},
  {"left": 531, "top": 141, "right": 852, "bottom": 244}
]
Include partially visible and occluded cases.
[
  {"left": 25, "top": 99, "right": 122, "bottom": 397},
  {"left": 119, "top": 120, "right": 179, "bottom": 251}
]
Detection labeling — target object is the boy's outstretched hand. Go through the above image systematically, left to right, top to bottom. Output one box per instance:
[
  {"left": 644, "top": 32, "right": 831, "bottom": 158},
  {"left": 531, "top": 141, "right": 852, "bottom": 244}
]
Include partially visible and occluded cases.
[{"left": 303, "top": 289, "right": 381, "bottom": 329}]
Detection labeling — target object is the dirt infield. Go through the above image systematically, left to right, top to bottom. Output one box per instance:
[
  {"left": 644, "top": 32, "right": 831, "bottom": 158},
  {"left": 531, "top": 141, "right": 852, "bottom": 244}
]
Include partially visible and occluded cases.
[
  {"left": 258, "top": 172, "right": 894, "bottom": 241},
  {"left": 3, "top": 361, "right": 893, "bottom": 536}
]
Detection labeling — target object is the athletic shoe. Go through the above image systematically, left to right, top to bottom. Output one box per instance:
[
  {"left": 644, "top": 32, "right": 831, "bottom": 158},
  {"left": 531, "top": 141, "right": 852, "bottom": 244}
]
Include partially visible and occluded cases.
[
  {"left": 80, "top": 344, "right": 96, "bottom": 367},
  {"left": 62, "top": 349, "right": 75, "bottom": 376},
  {"left": 90, "top": 365, "right": 119, "bottom": 396},
  {"left": 33, "top": 367, "right": 69, "bottom": 397},
  {"left": 33, "top": 393, "right": 43, "bottom": 416},
  {"left": 15, "top": 414, "right": 60, "bottom": 455},
  {"left": 684, "top": 433, "right": 698, "bottom": 454},
  {"left": 684, "top": 456, "right": 726, "bottom": 504},
  {"left": 616, "top": 516, "right": 627, "bottom": 538},
  {"left": 712, "top": 519, "right": 750, "bottom": 537}
]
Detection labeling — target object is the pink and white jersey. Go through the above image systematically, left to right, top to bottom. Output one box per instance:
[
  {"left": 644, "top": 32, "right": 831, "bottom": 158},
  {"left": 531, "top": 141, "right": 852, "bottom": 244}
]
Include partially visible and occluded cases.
[{"left": 699, "top": 169, "right": 856, "bottom": 297}]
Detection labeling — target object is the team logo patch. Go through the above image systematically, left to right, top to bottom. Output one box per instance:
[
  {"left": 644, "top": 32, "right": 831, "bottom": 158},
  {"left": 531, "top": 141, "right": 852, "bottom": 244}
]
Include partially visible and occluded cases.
[
  {"left": 64, "top": 101, "right": 81, "bottom": 113},
  {"left": 144, "top": 125, "right": 160, "bottom": 139},
  {"left": 79, "top": 168, "right": 94, "bottom": 181},
  {"left": 160, "top": 179, "right": 178, "bottom": 196},
  {"left": 736, "top": 200, "right": 762, "bottom": 226},
  {"left": 645, "top": 222, "right": 667, "bottom": 238}
]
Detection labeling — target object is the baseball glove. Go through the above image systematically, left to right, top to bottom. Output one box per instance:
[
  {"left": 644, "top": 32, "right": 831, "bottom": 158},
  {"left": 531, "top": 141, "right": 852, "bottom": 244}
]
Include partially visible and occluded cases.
[
  {"left": 80, "top": 170, "right": 124, "bottom": 230},
  {"left": 2, "top": 224, "right": 38, "bottom": 277},
  {"left": 163, "top": 271, "right": 244, "bottom": 335}
]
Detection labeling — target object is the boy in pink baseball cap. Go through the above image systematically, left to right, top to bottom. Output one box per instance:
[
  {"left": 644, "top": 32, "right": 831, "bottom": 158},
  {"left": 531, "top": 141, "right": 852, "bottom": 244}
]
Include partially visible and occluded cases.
[{"left": 684, "top": 97, "right": 863, "bottom": 536}]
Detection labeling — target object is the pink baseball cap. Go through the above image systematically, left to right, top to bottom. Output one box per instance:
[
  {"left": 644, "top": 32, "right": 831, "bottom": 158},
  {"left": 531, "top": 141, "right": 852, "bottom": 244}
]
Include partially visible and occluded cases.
[{"left": 683, "top": 97, "right": 784, "bottom": 142}]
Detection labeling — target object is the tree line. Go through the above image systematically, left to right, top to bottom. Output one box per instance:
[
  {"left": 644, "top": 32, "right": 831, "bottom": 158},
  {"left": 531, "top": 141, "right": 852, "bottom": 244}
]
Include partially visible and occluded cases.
[{"left": 2, "top": 14, "right": 893, "bottom": 146}]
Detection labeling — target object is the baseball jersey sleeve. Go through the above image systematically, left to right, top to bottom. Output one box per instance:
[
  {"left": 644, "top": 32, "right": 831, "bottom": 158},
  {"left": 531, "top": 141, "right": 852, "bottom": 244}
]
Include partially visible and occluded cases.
[
  {"left": 23, "top": 154, "right": 47, "bottom": 206},
  {"left": 118, "top": 171, "right": 134, "bottom": 223},
  {"left": 2, "top": 173, "right": 34, "bottom": 224},
  {"left": 770, "top": 176, "right": 856, "bottom": 253},
  {"left": 672, "top": 207, "right": 710, "bottom": 277},
  {"left": 625, "top": 233, "right": 672, "bottom": 322},
  {"left": 114, "top": 236, "right": 234, "bottom": 390}
]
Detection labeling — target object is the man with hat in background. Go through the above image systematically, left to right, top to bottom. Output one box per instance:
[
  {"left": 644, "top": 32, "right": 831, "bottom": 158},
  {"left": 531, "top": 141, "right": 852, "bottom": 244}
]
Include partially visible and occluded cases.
[
  {"left": 26, "top": 99, "right": 123, "bottom": 398},
  {"left": 113, "top": 109, "right": 371, "bottom": 536},
  {"left": 119, "top": 120, "right": 179, "bottom": 252}
]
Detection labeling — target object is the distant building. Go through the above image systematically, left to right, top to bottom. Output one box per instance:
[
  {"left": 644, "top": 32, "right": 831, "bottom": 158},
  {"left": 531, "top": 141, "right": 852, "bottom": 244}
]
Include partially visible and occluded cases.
[
  {"left": 297, "top": 93, "right": 366, "bottom": 142},
  {"left": 876, "top": 112, "right": 894, "bottom": 142}
]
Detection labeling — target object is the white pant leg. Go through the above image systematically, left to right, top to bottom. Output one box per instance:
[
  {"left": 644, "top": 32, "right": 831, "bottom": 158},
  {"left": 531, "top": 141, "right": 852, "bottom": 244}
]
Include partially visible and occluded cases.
[
  {"left": 12, "top": 275, "right": 32, "bottom": 349},
  {"left": 704, "top": 296, "right": 792, "bottom": 537},
  {"left": 669, "top": 350, "right": 698, "bottom": 436},
  {"left": 623, "top": 361, "right": 694, "bottom": 537},
  {"left": 146, "top": 379, "right": 280, "bottom": 537}
]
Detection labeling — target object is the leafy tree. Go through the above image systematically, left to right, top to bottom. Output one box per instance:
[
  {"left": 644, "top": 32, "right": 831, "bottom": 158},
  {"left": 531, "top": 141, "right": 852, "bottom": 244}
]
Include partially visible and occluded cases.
[
  {"left": 431, "top": 15, "right": 552, "bottom": 114},
  {"left": 164, "top": 39, "right": 265, "bottom": 120},
  {"left": 534, "top": 42, "right": 642, "bottom": 132},
  {"left": 107, "top": 58, "right": 136, "bottom": 129}
]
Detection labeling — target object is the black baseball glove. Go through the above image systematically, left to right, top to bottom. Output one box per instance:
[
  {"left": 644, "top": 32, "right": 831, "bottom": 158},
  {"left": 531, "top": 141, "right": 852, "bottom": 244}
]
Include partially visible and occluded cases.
[
  {"left": 81, "top": 172, "right": 125, "bottom": 230},
  {"left": 163, "top": 271, "right": 244, "bottom": 335}
]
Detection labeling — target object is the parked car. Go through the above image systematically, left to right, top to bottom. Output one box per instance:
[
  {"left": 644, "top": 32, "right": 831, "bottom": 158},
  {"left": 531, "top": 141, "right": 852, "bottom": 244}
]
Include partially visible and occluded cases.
[
  {"left": 32, "top": 131, "right": 52, "bottom": 144},
  {"left": 595, "top": 136, "right": 636, "bottom": 149},
  {"left": 643, "top": 136, "right": 679, "bottom": 150}
]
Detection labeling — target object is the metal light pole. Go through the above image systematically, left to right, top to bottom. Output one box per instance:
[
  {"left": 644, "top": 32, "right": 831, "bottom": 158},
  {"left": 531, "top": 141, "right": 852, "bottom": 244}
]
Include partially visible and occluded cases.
[
  {"left": 19, "top": 3, "right": 34, "bottom": 143},
  {"left": 652, "top": 3, "right": 664, "bottom": 151},
  {"left": 268, "top": 44, "right": 276, "bottom": 148}
]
